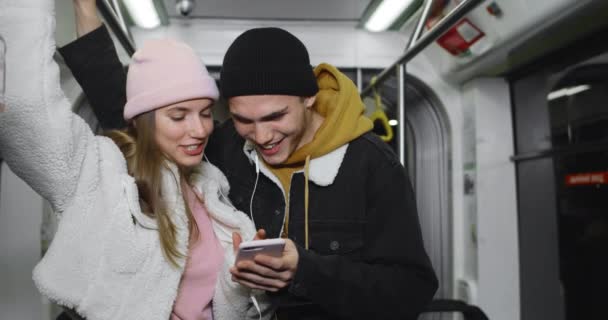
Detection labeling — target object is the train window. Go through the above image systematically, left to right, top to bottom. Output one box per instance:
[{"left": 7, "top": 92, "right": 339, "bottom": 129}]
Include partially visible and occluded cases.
[
  {"left": 511, "top": 30, "right": 608, "bottom": 320},
  {"left": 548, "top": 61, "right": 608, "bottom": 320},
  {"left": 548, "top": 64, "right": 608, "bottom": 219},
  {"left": 549, "top": 64, "right": 608, "bottom": 147}
]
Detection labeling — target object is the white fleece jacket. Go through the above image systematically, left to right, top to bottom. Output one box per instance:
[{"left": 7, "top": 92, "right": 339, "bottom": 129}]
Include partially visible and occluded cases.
[{"left": 0, "top": 2, "right": 272, "bottom": 319}]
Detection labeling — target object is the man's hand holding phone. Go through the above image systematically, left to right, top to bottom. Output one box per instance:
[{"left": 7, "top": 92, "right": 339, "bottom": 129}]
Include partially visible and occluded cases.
[{"left": 231, "top": 230, "right": 299, "bottom": 292}]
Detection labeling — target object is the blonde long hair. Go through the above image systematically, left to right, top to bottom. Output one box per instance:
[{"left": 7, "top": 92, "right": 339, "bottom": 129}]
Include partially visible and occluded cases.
[{"left": 106, "top": 111, "right": 198, "bottom": 267}]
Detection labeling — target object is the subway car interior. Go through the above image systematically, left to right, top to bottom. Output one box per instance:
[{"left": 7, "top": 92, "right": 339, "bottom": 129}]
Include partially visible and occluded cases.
[{"left": 1, "top": 0, "right": 608, "bottom": 319}]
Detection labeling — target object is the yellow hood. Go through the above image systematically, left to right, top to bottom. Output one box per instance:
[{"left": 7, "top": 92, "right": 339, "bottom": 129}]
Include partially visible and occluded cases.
[
  {"left": 266, "top": 63, "right": 372, "bottom": 243},
  {"left": 285, "top": 63, "right": 373, "bottom": 164}
]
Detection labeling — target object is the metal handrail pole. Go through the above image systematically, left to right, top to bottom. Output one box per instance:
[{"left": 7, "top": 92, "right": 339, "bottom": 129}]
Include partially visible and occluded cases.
[
  {"left": 97, "top": 0, "right": 136, "bottom": 56},
  {"left": 109, "top": 0, "right": 135, "bottom": 43},
  {"left": 361, "top": 0, "right": 485, "bottom": 97},
  {"left": 397, "top": 0, "right": 435, "bottom": 164},
  {"left": 408, "top": 0, "right": 436, "bottom": 49},
  {"left": 397, "top": 64, "right": 407, "bottom": 164}
]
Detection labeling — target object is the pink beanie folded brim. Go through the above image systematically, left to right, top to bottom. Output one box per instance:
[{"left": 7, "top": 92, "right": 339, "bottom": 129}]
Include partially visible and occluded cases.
[
  {"left": 123, "top": 39, "right": 219, "bottom": 121},
  {"left": 124, "top": 77, "right": 219, "bottom": 120}
]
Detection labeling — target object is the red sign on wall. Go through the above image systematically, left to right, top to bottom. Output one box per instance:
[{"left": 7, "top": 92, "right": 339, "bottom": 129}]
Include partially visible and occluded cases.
[
  {"left": 434, "top": 18, "right": 485, "bottom": 57},
  {"left": 565, "top": 171, "right": 608, "bottom": 186}
]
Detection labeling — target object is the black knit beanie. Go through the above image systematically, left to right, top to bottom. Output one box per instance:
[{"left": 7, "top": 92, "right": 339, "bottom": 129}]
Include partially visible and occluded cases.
[{"left": 220, "top": 27, "right": 319, "bottom": 98}]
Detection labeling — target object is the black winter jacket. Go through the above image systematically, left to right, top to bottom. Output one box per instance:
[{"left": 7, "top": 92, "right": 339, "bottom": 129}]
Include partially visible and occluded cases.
[{"left": 59, "top": 25, "right": 438, "bottom": 320}]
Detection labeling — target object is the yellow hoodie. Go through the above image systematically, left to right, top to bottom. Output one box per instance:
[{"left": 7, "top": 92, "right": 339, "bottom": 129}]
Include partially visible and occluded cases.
[{"left": 266, "top": 63, "right": 373, "bottom": 239}]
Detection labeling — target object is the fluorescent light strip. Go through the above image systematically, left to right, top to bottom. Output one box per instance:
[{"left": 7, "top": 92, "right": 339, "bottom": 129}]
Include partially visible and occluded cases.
[
  {"left": 123, "top": 0, "right": 161, "bottom": 29},
  {"left": 365, "top": 0, "right": 416, "bottom": 32},
  {"left": 547, "top": 85, "right": 591, "bottom": 101}
]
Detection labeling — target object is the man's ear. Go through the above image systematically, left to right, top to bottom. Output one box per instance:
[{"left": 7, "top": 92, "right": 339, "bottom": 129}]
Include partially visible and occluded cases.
[{"left": 304, "top": 95, "right": 316, "bottom": 108}]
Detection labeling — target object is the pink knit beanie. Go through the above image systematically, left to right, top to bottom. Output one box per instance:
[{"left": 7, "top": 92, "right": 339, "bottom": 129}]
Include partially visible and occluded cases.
[{"left": 123, "top": 39, "right": 219, "bottom": 121}]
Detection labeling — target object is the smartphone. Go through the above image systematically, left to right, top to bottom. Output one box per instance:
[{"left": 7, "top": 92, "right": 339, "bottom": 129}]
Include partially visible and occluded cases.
[{"left": 235, "top": 238, "right": 286, "bottom": 263}]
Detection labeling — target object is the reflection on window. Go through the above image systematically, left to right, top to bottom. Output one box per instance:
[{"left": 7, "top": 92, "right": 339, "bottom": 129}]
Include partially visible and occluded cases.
[
  {"left": 549, "top": 62, "right": 608, "bottom": 320},
  {"left": 548, "top": 64, "right": 608, "bottom": 147}
]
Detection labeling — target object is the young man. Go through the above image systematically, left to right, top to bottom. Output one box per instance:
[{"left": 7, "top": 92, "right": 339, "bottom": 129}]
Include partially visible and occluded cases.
[{"left": 59, "top": 3, "right": 438, "bottom": 319}]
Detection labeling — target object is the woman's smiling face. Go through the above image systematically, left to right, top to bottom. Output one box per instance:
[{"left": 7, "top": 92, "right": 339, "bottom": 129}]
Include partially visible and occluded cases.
[{"left": 154, "top": 98, "right": 214, "bottom": 168}]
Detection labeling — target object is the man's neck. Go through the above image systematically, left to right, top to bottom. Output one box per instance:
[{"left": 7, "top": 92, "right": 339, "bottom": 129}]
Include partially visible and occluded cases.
[{"left": 298, "top": 109, "right": 324, "bottom": 149}]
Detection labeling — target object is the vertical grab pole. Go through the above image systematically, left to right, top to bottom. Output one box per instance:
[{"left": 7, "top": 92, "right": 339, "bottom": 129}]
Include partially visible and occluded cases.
[
  {"left": 96, "top": 0, "right": 136, "bottom": 55},
  {"left": 109, "top": 0, "right": 135, "bottom": 44},
  {"left": 397, "top": 0, "right": 435, "bottom": 165},
  {"left": 0, "top": 35, "right": 5, "bottom": 113},
  {"left": 0, "top": 36, "right": 5, "bottom": 167},
  {"left": 397, "top": 64, "right": 407, "bottom": 165}
]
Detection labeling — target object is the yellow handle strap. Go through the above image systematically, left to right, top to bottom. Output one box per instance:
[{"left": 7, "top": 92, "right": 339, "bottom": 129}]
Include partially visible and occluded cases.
[{"left": 369, "top": 76, "right": 394, "bottom": 143}]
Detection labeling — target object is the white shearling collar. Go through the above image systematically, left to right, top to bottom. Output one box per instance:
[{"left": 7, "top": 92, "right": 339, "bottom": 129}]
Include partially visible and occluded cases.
[{"left": 243, "top": 141, "right": 348, "bottom": 187}]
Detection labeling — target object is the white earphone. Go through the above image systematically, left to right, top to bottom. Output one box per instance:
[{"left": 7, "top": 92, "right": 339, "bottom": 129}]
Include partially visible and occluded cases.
[
  {"left": 249, "top": 152, "right": 260, "bottom": 225},
  {"left": 254, "top": 153, "right": 260, "bottom": 174}
]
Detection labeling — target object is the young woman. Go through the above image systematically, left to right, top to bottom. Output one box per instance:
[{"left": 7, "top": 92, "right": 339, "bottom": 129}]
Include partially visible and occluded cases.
[{"left": 0, "top": 1, "right": 271, "bottom": 319}]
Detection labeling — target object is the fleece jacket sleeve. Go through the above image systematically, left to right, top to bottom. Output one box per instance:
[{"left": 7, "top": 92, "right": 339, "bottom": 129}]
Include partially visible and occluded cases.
[{"left": 0, "top": 1, "right": 100, "bottom": 212}]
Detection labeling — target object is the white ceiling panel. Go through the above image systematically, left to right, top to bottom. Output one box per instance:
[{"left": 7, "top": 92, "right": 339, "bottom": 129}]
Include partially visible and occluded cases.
[{"left": 162, "top": 0, "right": 372, "bottom": 21}]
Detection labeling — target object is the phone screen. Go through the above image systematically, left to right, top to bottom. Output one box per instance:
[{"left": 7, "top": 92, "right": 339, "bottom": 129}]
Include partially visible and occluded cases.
[{"left": 0, "top": 35, "right": 5, "bottom": 112}]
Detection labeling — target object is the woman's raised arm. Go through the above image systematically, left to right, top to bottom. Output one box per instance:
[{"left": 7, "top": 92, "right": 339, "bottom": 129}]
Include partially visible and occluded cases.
[
  {"left": 0, "top": 0, "right": 102, "bottom": 212},
  {"left": 59, "top": 0, "right": 128, "bottom": 130},
  {"left": 72, "top": 0, "right": 102, "bottom": 37}
]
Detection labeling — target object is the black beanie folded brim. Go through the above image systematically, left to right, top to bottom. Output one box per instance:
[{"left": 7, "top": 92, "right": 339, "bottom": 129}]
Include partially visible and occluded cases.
[{"left": 220, "top": 68, "right": 318, "bottom": 98}]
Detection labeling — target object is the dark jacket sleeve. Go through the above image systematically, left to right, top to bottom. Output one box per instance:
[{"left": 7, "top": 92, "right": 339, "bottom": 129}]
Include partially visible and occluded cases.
[
  {"left": 58, "top": 25, "right": 127, "bottom": 130},
  {"left": 289, "top": 155, "right": 438, "bottom": 319}
]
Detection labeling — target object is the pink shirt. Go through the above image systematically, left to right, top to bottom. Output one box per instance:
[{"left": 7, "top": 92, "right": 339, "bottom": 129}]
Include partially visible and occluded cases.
[{"left": 171, "top": 185, "right": 225, "bottom": 320}]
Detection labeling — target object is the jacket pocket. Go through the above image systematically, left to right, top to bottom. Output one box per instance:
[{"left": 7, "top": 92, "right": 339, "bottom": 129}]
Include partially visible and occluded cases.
[{"left": 307, "top": 220, "right": 365, "bottom": 257}]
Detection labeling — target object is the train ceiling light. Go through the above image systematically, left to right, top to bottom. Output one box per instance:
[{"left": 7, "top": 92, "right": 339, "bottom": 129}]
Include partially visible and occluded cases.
[{"left": 360, "top": 0, "right": 423, "bottom": 32}]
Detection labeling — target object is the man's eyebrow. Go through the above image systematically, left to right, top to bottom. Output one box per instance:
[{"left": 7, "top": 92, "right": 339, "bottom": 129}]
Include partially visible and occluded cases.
[
  {"left": 232, "top": 106, "right": 288, "bottom": 122},
  {"left": 259, "top": 107, "right": 288, "bottom": 121},
  {"left": 231, "top": 112, "right": 253, "bottom": 122}
]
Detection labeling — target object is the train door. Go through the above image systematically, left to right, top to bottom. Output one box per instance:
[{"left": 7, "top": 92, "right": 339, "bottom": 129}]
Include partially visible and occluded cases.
[
  {"left": 511, "top": 27, "right": 608, "bottom": 320},
  {"left": 360, "top": 69, "right": 452, "bottom": 317}
]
